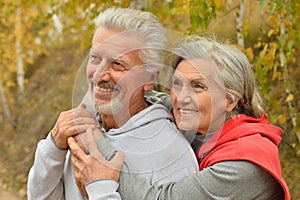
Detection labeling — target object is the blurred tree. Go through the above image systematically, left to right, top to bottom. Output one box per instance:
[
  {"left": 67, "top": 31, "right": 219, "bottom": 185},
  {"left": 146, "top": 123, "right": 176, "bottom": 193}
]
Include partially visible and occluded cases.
[
  {"left": 0, "top": 0, "right": 53, "bottom": 127},
  {"left": 15, "top": 0, "right": 24, "bottom": 103},
  {"left": 236, "top": 0, "right": 245, "bottom": 48},
  {"left": 251, "top": 0, "right": 300, "bottom": 152},
  {"left": 0, "top": 77, "right": 15, "bottom": 128}
]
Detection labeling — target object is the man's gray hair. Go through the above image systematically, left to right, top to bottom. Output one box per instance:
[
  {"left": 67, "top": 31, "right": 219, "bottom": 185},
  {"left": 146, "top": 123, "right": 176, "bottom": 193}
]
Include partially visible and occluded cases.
[{"left": 94, "top": 7, "right": 167, "bottom": 73}]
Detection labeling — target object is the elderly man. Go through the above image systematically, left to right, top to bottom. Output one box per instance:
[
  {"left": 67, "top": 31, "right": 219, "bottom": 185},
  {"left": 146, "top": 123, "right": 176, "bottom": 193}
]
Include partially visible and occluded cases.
[{"left": 27, "top": 7, "right": 197, "bottom": 200}]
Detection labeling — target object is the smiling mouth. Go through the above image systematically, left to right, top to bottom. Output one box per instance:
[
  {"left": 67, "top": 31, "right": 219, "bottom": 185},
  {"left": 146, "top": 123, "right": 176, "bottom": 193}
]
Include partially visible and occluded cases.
[
  {"left": 91, "top": 79, "right": 120, "bottom": 93},
  {"left": 90, "top": 80, "right": 121, "bottom": 101},
  {"left": 95, "top": 84, "right": 119, "bottom": 92},
  {"left": 178, "top": 108, "right": 199, "bottom": 114}
]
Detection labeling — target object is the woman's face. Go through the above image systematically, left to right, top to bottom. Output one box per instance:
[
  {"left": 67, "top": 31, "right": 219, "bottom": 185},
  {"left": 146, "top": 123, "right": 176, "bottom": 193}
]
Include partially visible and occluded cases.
[{"left": 171, "top": 59, "right": 228, "bottom": 134}]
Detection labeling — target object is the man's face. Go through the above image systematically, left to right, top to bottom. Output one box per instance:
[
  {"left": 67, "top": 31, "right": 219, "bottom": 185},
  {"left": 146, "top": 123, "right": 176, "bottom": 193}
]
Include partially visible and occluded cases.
[{"left": 87, "top": 27, "right": 148, "bottom": 116}]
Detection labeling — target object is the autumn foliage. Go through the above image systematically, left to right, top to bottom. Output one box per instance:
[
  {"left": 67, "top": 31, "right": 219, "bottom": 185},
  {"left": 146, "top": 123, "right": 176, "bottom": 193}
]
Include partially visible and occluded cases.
[{"left": 0, "top": 0, "right": 299, "bottom": 199}]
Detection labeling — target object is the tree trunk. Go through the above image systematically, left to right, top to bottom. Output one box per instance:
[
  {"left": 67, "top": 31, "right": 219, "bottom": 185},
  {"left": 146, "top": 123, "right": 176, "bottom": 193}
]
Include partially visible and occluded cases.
[
  {"left": 16, "top": 0, "right": 24, "bottom": 103},
  {"left": 236, "top": 0, "right": 245, "bottom": 48},
  {"left": 278, "top": 15, "right": 300, "bottom": 143},
  {"left": 0, "top": 77, "right": 16, "bottom": 129}
]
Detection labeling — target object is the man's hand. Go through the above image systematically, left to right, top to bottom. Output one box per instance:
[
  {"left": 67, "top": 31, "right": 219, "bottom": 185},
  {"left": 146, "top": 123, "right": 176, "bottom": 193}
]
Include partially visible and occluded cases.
[
  {"left": 51, "top": 103, "right": 99, "bottom": 150},
  {"left": 68, "top": 129, "right": 125, "bottom": 197}
]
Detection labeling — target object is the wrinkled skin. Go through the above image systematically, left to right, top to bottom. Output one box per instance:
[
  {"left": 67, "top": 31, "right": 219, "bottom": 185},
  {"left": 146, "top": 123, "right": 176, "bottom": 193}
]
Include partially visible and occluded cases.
[
  {"left": 51, "top": 103, "right": 100, "bottom": 150},
  {"left": 68, "top": 129, "right": 125, "bottom": 198}
]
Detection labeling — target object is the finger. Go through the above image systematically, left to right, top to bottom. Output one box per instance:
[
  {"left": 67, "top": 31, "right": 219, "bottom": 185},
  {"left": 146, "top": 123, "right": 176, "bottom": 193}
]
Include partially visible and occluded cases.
[
  {"left": 78, "top": 103, "right": 86, "bottom": 109},
  {"left": 73, "top": 105, "right": 95, "bottom": 118},
  {"left": 73, "top": 117, "right": 99, "bottom": 126},
  {"left": 66, "top": 124, "right": 97, "bottom": 136},
  {"left": 75, "top": 127, "right": 103, "bottom": 155},
  {"left": 85, "top": 128, "right": 106, "bottom": 162},
  {"left": 92, "top": 128, "right": 104, "bottom": 140},
  {"left": 75, "top": 129, "right": 94, "bottom": 154},
  {"left": 74, "top": 134, "right": 88, "bottom": 153},
  {"left": 68, "top": 137, "right": 88, "bottom": 163},
  {"left": 110, "top": 151, "right": 125, "bottom": 170},
  {"left": 70, "top": 154, "right": 80, "bottom": 171}
]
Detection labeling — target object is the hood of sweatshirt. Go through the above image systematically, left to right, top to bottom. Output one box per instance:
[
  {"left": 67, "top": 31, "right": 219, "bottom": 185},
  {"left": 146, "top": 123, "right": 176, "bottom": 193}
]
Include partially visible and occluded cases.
[
  {"left": 82, "top": 91, "right": 174, "bottom": 135},
  {"left": 106, "top": 103, "right": 174, "bottom": 135},
  {"left": 197, "top": 114, "right": 283, "bottom": 160},
  {"left": 197, "top": 114, "right": 290, "bottom": 200}
]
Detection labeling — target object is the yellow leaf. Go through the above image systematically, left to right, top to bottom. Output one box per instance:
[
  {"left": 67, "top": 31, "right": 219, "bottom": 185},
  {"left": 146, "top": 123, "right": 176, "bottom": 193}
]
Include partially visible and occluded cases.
[
  {"left": 214, "top": 0, "right": 226, "bottom": 9},
  {"left": 270, "top": 15, "right": 279, "bottom": 26},
  {"left": 267, "top": 29, "right": 273, "bottom": 37},
  {"left": 254, "top": 41, "right": 262, "bottom": 48},
  {"left": 245, "top": 47, "right": 254, "bottom": 61},
  {"left": 272, "top": 71, "right": 280, "bottom": 80},
  {"left": 285, "top": 94, "right": 294, "bottom": 102},
  {"left": 278, "top": 114, "right": 286, "bottom": 124}
]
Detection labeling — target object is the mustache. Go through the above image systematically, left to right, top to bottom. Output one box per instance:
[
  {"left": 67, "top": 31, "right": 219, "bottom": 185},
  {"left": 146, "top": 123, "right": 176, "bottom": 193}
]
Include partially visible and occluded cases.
[{"left": 90, "top": 78, "right": 121, "bottom": 91}]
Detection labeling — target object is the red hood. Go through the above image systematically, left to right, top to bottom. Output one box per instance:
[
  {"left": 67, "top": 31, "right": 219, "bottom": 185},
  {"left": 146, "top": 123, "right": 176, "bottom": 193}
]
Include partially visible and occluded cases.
[
  {"left": 196, "top": 114, "right": 283, "bottom": 159},
  {"left": 196, "top": 114, "right": 290, "bottom": 200}
]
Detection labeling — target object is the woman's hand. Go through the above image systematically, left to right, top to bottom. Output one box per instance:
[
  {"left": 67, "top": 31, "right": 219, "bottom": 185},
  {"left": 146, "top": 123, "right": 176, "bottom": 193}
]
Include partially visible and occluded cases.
[
  {"left": 73, "top": 125, "right": 104, "bottom": 153},
  {"left": 68, "top": 128, "right": 125, "bottom": 197}
]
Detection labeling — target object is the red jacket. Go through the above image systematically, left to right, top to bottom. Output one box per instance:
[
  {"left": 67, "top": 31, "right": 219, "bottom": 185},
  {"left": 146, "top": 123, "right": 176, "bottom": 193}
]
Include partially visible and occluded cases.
[{"left": 196, "top": 114, "right": 290, "bottom": 200}]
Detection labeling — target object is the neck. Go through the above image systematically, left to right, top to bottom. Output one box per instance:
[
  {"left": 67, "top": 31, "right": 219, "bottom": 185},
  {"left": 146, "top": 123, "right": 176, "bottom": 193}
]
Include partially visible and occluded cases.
[{"left": 101, "top": 100, "right": 148, "bottom": 131}]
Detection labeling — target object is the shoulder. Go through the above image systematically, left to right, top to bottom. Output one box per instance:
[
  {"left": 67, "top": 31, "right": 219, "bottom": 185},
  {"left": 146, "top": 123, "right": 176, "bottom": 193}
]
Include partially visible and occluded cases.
[
  {"left": 144, "top": 90, "right": 172, "bottom": 111},
  {"left": 135, "top": 103, "right": 174, "bottom": 123},
  {"left": 199, "top": 161, "right": 284, "bottom": 199}
]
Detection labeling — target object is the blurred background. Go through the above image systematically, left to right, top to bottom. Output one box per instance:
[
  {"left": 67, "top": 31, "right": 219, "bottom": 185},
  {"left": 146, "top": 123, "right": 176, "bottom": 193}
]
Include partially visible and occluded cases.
[{"left": 0, "top": 0, "right": 299, "bottom": 199}]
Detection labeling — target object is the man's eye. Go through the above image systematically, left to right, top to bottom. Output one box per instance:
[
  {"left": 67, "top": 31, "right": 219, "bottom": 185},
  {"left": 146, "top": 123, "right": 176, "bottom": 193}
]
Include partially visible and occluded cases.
[
  {"left": 89, "top": 54, "right": 101, "bottom": 65},
  {"left": 111, "top": 61, "right": 126, "bottom": 71},
  {"left": 193, "top": 83, "right": 206, "bottom": 90}
]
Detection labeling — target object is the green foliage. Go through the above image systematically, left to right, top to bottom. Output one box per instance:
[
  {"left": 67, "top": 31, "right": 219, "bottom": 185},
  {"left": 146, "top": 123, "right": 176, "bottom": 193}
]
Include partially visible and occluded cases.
[
  {"left": 165, "top": 0, "right": 225, "bottom": 34},
  {"left": 253, "top": 0, "right": 300, "bottom": 149},
  {"left": 260, "top": 0, "right": 270, "bottom": 8}
]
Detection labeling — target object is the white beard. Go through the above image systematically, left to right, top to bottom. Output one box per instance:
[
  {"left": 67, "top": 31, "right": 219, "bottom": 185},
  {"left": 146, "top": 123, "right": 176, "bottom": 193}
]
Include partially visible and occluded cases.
[{"left": 94, "top": 94, "right": 123, "bottom": 115}]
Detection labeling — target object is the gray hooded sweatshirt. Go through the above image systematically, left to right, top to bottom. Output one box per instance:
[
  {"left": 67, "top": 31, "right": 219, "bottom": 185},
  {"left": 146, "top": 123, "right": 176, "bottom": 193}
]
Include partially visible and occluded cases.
[{"left": 27, "top": 92, "right": 198, "bottom": 200}]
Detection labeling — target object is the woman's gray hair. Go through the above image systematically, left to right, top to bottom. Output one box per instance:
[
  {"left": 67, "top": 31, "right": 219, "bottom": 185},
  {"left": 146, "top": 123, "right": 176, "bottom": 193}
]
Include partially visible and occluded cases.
[
  {"left": 94, "top": 7, "right": 167, "bottom": 73},
  {"left": 171, "top": 35, "right": 265, "bottom": 118}
]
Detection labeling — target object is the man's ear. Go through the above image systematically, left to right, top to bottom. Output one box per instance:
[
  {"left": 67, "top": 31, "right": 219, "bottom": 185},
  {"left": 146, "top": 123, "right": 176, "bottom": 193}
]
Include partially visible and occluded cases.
[
  {"left": 143, "top": 72, "right": 159, "bottom": 92},
  {"left": 143, "top": 82, "right": 155, "bottom": 92},
  {"left": 226, "top": 97, "right": 238, "bottom": 113}
]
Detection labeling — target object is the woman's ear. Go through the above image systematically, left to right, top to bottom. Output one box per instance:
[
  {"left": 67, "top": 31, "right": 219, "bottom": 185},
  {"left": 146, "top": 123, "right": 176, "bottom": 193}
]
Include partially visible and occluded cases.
[
  {"left": 143, "top": 72, "right": 159, "bottom": 92},
  {"left": 226, "top": 97, "right": 238, "bottom": 113}
]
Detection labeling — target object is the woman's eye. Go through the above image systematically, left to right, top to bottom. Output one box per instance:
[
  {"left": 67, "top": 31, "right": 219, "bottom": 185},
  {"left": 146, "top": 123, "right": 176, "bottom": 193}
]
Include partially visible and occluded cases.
[
  {"left": 172, "top": 79, "right": 183, "bottom": 91},
  {"left": 173, "top": 79, "right": 182, "bottom": 86}
]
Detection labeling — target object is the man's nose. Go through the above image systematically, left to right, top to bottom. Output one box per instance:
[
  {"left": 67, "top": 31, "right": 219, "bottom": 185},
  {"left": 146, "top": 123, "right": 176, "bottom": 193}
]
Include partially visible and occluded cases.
[{"left": 92, "top": 62, "right": 112, "bottom": 83}]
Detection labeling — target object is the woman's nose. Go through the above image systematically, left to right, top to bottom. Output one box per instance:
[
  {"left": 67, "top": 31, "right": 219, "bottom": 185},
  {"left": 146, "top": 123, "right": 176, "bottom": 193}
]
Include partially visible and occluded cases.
[
  {"left": 175, "top": 87, "right": 193, "bottom": 104},
  {"left": 178, "top": 93, "right": 192, "bottom": 104}
]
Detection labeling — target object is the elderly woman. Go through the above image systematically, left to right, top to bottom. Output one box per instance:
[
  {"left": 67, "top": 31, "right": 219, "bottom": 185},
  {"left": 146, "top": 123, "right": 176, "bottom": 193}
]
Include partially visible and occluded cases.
[{"left": 68, "top": 36, "right": 290, "bottom": 200}]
